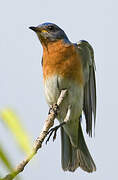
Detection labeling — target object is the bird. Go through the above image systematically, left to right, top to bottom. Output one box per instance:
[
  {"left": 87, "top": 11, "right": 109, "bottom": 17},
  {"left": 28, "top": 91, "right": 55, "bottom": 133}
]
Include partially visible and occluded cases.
[{"left": 29, "top": 22, "right": 96, "bottom": 173}]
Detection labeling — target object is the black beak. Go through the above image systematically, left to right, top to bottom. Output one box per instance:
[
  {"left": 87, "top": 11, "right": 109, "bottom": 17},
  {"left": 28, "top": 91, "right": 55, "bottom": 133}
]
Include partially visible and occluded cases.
[{"left": 29, "top": 26, "right": 38, "bottom": 32}]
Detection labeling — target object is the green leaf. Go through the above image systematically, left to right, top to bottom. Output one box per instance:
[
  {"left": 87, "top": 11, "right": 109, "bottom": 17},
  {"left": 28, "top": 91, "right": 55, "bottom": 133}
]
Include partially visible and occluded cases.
[
  {"left": 0, "top": 108, "right": 32, "bottom": 155},
  {"left": 0, "top": 145, "right": 13, "bottom": 171}
]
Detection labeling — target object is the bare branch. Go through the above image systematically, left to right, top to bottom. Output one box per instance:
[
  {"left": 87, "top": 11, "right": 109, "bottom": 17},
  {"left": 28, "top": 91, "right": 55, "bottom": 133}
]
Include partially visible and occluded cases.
[{"left": 1, "top": 89, "right": 67, "bottom": 180}]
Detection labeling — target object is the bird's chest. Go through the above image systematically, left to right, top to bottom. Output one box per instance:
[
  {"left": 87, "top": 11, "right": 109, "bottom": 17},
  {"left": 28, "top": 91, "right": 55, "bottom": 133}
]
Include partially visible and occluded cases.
[
  {"left": 42, "top": 42, "right": 84, "bottom": 85},
  {"left": 42, "top": 42, "right": 84, "bottom": 118}
]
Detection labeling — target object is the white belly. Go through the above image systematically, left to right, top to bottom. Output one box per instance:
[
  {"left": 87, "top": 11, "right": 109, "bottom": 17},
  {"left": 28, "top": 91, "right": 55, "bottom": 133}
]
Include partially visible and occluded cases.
[{"left": 44, "top": 75, "right": 83, "bottom": 146}]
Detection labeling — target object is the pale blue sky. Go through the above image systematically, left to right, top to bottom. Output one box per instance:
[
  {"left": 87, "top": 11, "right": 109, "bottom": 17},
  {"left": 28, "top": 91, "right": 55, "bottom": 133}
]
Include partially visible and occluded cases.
[{"left": 0, "top": 0, "right": 117, "bottom": 179}]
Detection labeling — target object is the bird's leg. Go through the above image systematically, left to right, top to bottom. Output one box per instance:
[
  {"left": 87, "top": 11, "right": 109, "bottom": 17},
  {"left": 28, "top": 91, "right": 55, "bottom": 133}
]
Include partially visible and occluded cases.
[{"left": 46, "top": 105, "right": 71, "bottom": 144}]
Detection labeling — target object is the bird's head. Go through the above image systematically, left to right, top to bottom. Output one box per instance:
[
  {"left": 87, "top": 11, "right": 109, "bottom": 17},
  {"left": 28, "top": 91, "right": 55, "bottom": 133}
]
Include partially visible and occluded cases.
[{"left": 29, "top": 22, "right": 69, "bottom": 46}]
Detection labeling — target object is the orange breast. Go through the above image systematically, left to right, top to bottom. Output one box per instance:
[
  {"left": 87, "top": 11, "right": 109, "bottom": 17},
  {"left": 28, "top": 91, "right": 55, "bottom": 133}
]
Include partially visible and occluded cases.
[{"left": 42, "top": 40, "right": 84, "bottom": 85}]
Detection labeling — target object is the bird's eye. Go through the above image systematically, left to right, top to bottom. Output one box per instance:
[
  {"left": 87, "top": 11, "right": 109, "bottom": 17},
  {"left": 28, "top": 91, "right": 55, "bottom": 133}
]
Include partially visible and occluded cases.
[{"left": 47, "top": 26, "right": 55, "bottom": 31}]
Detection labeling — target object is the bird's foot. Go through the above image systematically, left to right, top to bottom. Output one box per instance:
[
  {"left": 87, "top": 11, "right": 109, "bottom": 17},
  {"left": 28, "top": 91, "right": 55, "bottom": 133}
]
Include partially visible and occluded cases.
[
  {"left": 48, "top": 104, "right": 59, "bottom": 116},
  {"left": 46, "top": 122, "right": 66, "bottom": 144}
]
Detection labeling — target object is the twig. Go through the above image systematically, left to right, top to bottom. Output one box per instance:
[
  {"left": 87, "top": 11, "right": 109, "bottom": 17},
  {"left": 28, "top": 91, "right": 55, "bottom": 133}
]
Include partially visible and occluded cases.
[{"left": 1, "top": 89, "right": 67, "bottom": 180}]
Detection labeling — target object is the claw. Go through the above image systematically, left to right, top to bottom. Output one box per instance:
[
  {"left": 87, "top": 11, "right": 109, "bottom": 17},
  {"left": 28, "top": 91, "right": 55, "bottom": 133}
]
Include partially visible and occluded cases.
[
  {"left": 48, "top": 104, "right": 59, "bottom": 116},
  {"left": 46, "top": 122, "right": 66, "bottom": 144},
  {"left": 46, "top": 130, "right": 54, "bottom": 144}
]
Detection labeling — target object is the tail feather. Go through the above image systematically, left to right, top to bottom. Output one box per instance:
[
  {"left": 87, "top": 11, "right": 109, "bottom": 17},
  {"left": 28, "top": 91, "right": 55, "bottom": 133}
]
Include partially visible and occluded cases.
[
  {"left": 61, "top": 122, "right": 96, "bottom": 172},
  {"left": 61, "top": 126, "right": 72, "bottom": 170}
]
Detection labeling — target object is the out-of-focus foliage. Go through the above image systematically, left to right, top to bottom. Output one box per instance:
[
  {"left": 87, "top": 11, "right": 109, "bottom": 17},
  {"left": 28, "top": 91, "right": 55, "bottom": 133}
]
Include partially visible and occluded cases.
[
  {"left": 0, "top": 108, "right": 32, "bottom": 155},
  {"left": 0, "top": 108, "right": 31, "bottom": 179},
  {"left": 0, "top": 145, "right": 13, "bottom": 171}
]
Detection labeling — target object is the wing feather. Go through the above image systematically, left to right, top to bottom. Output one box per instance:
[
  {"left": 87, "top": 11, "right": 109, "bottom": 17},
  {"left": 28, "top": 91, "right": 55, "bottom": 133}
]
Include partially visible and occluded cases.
[{"left": 76, "top": 40, "right": 96, "bottom": 137}]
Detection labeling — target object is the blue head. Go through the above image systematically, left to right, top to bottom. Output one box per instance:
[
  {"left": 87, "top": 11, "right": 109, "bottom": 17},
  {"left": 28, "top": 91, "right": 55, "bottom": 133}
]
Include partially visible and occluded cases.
[{"left": 29, "top": 22, "right": 70, "bottom": 45}]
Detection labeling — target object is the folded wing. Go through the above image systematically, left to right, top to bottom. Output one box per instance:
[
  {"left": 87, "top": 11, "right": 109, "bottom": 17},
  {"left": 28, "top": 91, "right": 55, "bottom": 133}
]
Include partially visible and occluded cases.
[{"left": 76, "top": 40, "right": 96, "bottom": 137}]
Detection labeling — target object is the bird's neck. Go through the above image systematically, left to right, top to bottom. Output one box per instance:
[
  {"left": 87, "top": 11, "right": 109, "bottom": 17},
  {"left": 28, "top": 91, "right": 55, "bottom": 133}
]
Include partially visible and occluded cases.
[{"left": 42, "top": 39, "right": 71, "bottom": 54}]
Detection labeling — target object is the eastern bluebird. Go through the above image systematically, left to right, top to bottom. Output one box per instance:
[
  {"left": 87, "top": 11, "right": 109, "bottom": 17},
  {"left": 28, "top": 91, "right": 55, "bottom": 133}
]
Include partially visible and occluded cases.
[{"left": 29, "top": 22, "right": 96, "bottom": 173}]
